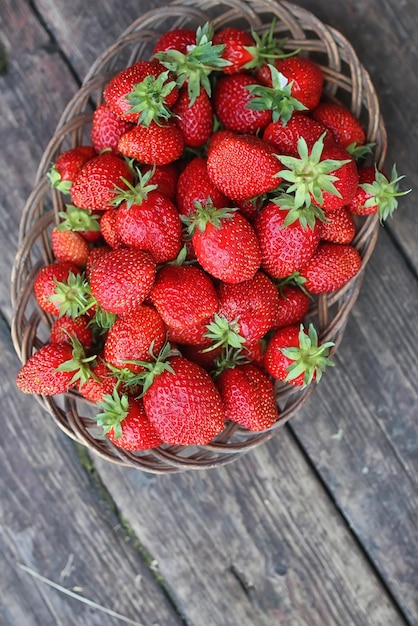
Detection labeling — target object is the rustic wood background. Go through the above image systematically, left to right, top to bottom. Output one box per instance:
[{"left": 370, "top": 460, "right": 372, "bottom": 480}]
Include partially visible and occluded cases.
[{"left": 1, "top": 0, "right": 417, "bottom": 624}]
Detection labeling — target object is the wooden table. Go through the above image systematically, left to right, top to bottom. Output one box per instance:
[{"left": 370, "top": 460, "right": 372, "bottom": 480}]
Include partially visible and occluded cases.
[{"left": 1, "top": 1, "right": 417, "bottom": 624}]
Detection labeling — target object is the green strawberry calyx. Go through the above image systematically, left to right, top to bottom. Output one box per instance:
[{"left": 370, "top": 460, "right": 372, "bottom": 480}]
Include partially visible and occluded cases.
[
  {"left": 242, "top": 21, "right": 300, "bottom": 71},
  {"left": 155, "top": 22, "right": 231, "bottom": 105},
  {"left": 245, "top": 65, "right": 307, "bottom": 125},
  {"left": 125, "top": 70, "right": 178, "bottom": 127},
  {"left": 276, "top": 134, "right": 350, "bottom": 208},
  {"left": 346, "top": 141, "right": 375, "bottom": 161},
  {"left": 47, "top": 164, "right": 72, "bottom": 194},
  {"left": 361, "top": 164, "right": 411, "bottom": 222},
  {"left": 111, "top": 166, "right": 158, "bottom": 208},
  {"left": 271, "top": 191, "right": 325, "bottom": 231},
  {"left": 181, "top": 200, "right": 237, "bottom": 236},
  {"left": 56, "top": 205, "right": 101, "bottom": 234},
  {"left": 48, "top": 271, "right": 92, "bottom": 319},
  {"left": 204, "top": 313, "right": 246, "bottom": 351},
  {"left": 281, "top": 323, "right": 335, "bottom": 387},
  {"left": 55, "top": 335, "right": 97, "bottom": 388},
  {"left": 123, "top": 342, "right": 179, "bottom": 396},
  {"left": 211, "top": 344, "right": 251, "bottom": 378},
  {"left": 95, "top": 387, "right": 130, "bottom": 439}
]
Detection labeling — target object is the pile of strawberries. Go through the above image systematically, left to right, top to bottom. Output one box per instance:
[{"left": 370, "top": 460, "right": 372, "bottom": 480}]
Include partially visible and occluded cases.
[{"left": 16, "top": 22, "right": 408, "bottom": 452}]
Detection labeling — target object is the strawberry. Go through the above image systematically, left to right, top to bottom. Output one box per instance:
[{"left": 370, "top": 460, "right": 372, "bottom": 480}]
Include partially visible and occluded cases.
[
  {"left": 153, "top": 28, "right": 196, "bottom": 55},
  {"left": 256, "top": 56, "right": 323, "bottom": 111},
  {"left": 103, "top": 60, "right": 178, "bottom": 125},
  {"left": 213, "top": 73, "right": 272, "bottom": 133},
  {"left": 172, "top": 85, "right": 214, "bottom": 147},
  {"left": 312, "top": 101, "right": 366, "bottom": 149},
  {"left": 91, "top": 103, "right": 134, "bottom": 154},
  {"left": 263, "top": 112, "right": 333, "bottom": 155},
  {"left": 117, "top": 120, "right": 184, "bottom": 166},
  {"left": 206, "top": 132, "right": 282, "bottom": 200},
  {"left": 48, "top": 146, "right": 97, "bottom": 194},
  {"left": 70, "top": 152, "right": 134, "bottom": 211},
  {"left": 176, "top": 157, "right": 229, "bottom": 216},
  {"left": 142, "top": 163, "right": 178, "bottom": 200},
  {"left": 346, "top": 164, "right": 411, "bottom": 221},
  {"left": 254, "top": 201, "right": 321, "bottom": 279},
  {"left": 187, "top": 204, "right": 261, "bottom": 283},
  {"left": 57, "top": 205, "right": 102, "bottom": 243},
  {"left": 319, "top": 207, "right": 356, "bottom": 244},
  {"left": 100, "top": 208, "right": 126, "bottom": 249},
  {"left": 51, "top": 227, "right": 90, "bottom": 268},
  {"left": 298, "top": 242, "right": 362, "bottom": 294},
  {"left": 85, "top": 245, "right": 111, "bottom": 279},
  {"left": 89, "top": 247, "right": 156, "bottom": 315},
  {"left": 33, "top": 262, "right": 81, "bottom": 316},
  {"left": 150, "top": 264, "right": 218, "bottom": 332},
  {"left": 215, "top": 271, "right": 280, "bottom": 346},
  {"left": 272, "top": 285, "right": 311, "bottom": 330},
  {"left": 104, "top": 306, "right": 166, "bottom": 373},
  {"left": 49, "top": 315, "right": 93, "bottom": 349},
  {"left": 166, "top": 320, "right": 212, "bottom": 347},
  {"left": 263, "top": 323, "right": 334, "bottom": 386},
  {"left": 16, "top": 339, "right": 94, "bottom": 395},
  {"left": 178, "top": 342, "right": 223, "bottom": 371},
  {"left": 142, "top": 353, "right": 225, "bottom": 445},
  {"left": 78, "top": 356, "right": 124, "bottom": 404},
  {"left": 216, "top": 363, "right": 279, "bottom": 431},
  {"left": 96, "top": 391, "right": 162, "bottom": 451}
]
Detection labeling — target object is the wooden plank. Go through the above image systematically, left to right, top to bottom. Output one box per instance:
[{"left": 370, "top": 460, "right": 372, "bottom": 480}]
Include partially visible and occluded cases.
[
  {"left": 0, "top": 317, "right": 183, "bottom": 626},
  {"left": 92, "top": 434, "right": 406, "bottom": 626}
]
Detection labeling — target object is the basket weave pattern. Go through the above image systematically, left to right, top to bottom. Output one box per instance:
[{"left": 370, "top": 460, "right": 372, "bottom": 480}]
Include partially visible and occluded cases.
[{"left": 11, "top": 0, "right": 386, "bottom": 473}]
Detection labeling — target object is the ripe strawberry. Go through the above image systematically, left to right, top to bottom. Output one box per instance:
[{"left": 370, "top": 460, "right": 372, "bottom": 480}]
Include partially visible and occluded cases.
[
  {"left": 212, "top": 27, "right": 255, "bottom": 74},
  {"left": 153, "top": 28, "right": 196, "bottom": 55},
  {"left": 256, "top": 56, "right": 323, "bottom": 111},
  {"left": 103, "top": 60, "right": 178, "bottom": 124},
  {"left": 213, "top": 73, "right": 272, "bottom": 134},
  {"left": 172, "top": 85, "right": 213, "bottom": 147},
  {"left": 312, "top": 101, "right": 366, "bottom": 148},
  {"left": 91, "top": 103, "right": 134, "bottom": 154},
  {"left": 263, "top": 113, "right": 333, "bottom": 156},
  {"left": 118, "top": 120, "right": 184, "bottom": 166},
  {"left": 206, "top": 132, "right": 282, "bottom": 200},
  {"left": 48, "top": 146, "right": 97, "bottom": 194},
  {"left": 71, "top": 152, "right": 134, "bottom": 211},
  {"left": 176, "top": 157, "right": 229, "bottom": 216},
  {"left": 142, "top": 163, "right": 178, "bottom": 200},
  {"left": 346, "top": 164, "right": 411, "bottom": 221},
  {"left": 254, "top": 201, "right": 321, "bottom": 279},
  {"left": 188, "top": 205, "right": 261, "bottom": 283},
  {"left": 100, "top": 207, "right": 126, "bottom": 249},
  {"left": 319, "top": 207, "right": 356, "bottom": 244},
  {"left": 51, "top": 227, "right": 90, "bottom": 268},
  {"left": 298, "top": 242, "right": 362, "bottom": 294},
  {"left": 85, "top": 245, "right": 111, "bottom": 279},
  {"left": 89, "top": 247, "right": 156, "bottom": 315},
  {"left": 33, "top": 262, "right": 81, "bottom": 316},
  {"left": 151, "top": 264, "right": 218, "bottom": 332},
  {"left": 216, "top": 271, "right": 280, "bottom": 346},
  {"left": 272, "top": 285, "right": 311, "bottom": 330},
  {"left": 104, "top": 306, "right": 166, "bottom": 373},
  {"left": 49, "top": 315, "right": 93, "bottom": 349},
  {"left": 166, "top": 320, "right": 211, "bottom": 347},
  {"left": 263, "top": 323, "right": 334, "bottom": 386},
  {"left": 178, "top": 342, "right": 223, "bottom": 371},
  {"left": 142, "top": 354, "right": 225, "bottom": 445},
  {"left": 78, "top": 357, "right": 122, "bottom": 404},
  {"left": 216, "top": 363, "right": 279, "bottom": 431},
  {"left": 96, "top": 391, "right": 162, "bottom": 451}
]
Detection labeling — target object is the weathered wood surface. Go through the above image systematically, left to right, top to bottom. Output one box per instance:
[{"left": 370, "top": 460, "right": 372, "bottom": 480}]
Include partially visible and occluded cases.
[{"left": 1, "top": 0, "right": 417, "bottom": 624}]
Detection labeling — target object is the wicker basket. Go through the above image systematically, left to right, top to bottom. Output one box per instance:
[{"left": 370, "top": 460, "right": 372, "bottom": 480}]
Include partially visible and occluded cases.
[{"left": 11, "top": 0, "right": 386, "bottom": 473}]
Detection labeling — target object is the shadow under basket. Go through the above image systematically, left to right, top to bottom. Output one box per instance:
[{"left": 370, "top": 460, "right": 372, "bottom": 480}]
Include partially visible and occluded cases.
[{"left": 11, "top": 0, "right": 386, "bottom": 474}]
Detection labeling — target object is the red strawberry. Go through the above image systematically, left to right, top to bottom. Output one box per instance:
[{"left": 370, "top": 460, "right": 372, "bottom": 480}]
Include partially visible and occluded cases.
[
  {"left": 212, "top": 27, "right": 255, "bottom": 74},
  {"left": 153, "top": 28, "right": 196, "bottom": 55},
  {"left": 257, "top": 56, "right": 323, "bottom": 111},
  {"left": 103, "top": 60, "right": 178, "bottom": 124},
  {"left": 213, "top": 73, "right": 272, "bottom": 134},
  {"left": 173, "top": 86, "right": 213, "bottom": 147},
  {"left": 312, "top": 101, "right": 366, "bottom": 148},
  {"left": 91, "top": 103, "right": 134, "bottom": 154},
  {"left": 263, "top": 113, "right": 333, "bottom": 155},
  {"left": 118, "top": 120, "right": 184, "bottom": 166},
  {"left": 206, "top": 129, "right": 236, "bottom": 158},
  {"left": 206, "top": 133, "right": 281, "bottom": 201},
  {"left": 48, "top": 146, "right": 97, "bottom": 194},
  {"left": 71, "top": 152, "right": 134, "bottom": 211},
  {"left": 176, "top": 157, "right": 229, "bottom": 216},
  {"left": 142, "top": 163, "right": 178, "bottom": 200},
  {"left": 254, "top": 201, "right": 321, "bottom": 279},
  {"left": 57, "top": 205, "right": 102, "bottom": 243},
  {"left": 188, "top": 205, "right": 261, "bottom": 283},
  {"left": 319, "top": 207, "right": 356, "bottom": 244},
  {"left": 100, "top": 208, "right": 126, "bottom": 249},
  {"left": 51, "top": 227, "right": 90, "bottom": 268},
  {"left": 298, "top": 242, "right": 362, "bottom": 294},
  {"left": 85, "top": 245, "right": 111, "bottom": 279},
  {"left": 89, "top": 247, "right": 156, "bottom": 315},
  {"left": 33, "top": 262, "right": 81, "bottom": 316},
  {"left": 151, "top": 264, "right": 218, "bottom": 332},
  {"left": 216, "top": 271, "right": 280, "bottom": 346},
  {"left": 272, "top": 285, "right": 311, "bottom": 330},
  {"left": 104, "top": 306, "right": 166, "bottom": 373},
  {"left": 49, "top": 315, "right": 93, "bottom": 349},
  {"left": 166, "top": 320, "right": 212, "bottom": 347},
  {"left": 263, "top": 323, "right": 334, "bottom": 386},
  {"left": 178, "top": 342, "right": 223, "bottom": 371},
  {"left": 143, "top": 355, "right": 225, "bottom": 445},
  {"left": 78, "top": 357, "right": 122, "bottom": 404},
  {"left": 216, "top": 363, "right": 279, "bottom": 431},
  {"left": 96, "top": 391, "right": 162, "bottom": 451}
]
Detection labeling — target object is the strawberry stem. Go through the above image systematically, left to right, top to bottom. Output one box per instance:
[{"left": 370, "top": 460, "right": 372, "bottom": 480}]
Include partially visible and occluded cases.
[
  {"left": 125, "top": 70, "right": 178, "bottom": 127},
  {"left": 361, "top": 164, "right": 411, "bottom": 222},
  {"left": 281, "top": 323, "right": 334, "bottom": 386}
]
